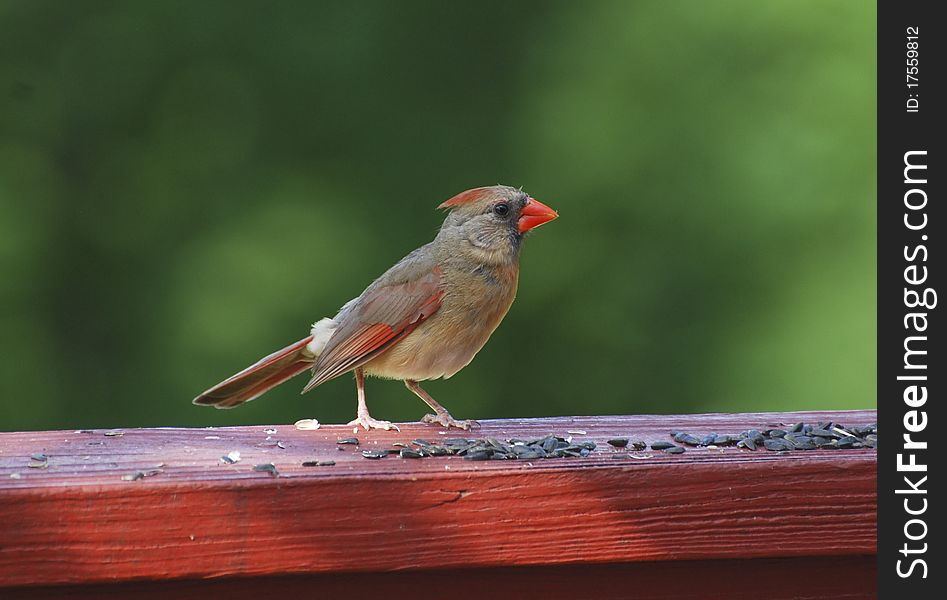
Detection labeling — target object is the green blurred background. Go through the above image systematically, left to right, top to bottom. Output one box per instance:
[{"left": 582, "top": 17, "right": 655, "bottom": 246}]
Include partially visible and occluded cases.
[{"left": 0, "top": 1, "right": 875, "bottom": 431}]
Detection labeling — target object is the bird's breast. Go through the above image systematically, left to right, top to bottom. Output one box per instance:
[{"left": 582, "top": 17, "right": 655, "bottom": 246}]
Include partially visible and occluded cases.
[{"left": 364, "top": 263, "right": 519, "bottom": 381}]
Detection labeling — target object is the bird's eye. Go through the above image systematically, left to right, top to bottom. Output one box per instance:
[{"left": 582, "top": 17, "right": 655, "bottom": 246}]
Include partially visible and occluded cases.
[{"left": 493, "top": 203, "right": 510, "bottom": 217}]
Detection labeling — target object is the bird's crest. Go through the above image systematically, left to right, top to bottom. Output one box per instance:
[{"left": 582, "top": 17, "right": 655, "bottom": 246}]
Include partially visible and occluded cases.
[{"left": 438, "top": 187, "right": 493, "bottom": 209}]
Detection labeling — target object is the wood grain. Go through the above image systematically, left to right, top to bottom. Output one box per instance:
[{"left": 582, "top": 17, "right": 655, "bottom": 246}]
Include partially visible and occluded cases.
[
  {"left": 0, "top": 410, "right": 876, "bottom": 590},
  {"left": 7, "top": 557, "right": 877, "bottom": 600}
]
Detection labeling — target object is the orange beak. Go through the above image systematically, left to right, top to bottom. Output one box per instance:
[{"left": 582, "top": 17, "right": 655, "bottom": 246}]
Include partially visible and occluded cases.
[{"left": 517, "top": 197, "right": 559, "bottom": 233}]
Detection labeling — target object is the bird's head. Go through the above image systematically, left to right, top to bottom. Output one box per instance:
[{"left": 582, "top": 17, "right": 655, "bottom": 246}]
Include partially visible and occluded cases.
[{"left": 436, "top": 185, "right": 558, "bottom": 265}]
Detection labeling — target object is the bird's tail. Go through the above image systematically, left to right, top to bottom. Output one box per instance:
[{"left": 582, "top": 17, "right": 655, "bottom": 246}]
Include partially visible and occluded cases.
[{"left": 193, "top": 335, "right": 316, "bottom": 409}]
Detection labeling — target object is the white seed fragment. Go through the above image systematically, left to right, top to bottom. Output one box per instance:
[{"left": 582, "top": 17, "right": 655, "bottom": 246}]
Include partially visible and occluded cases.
[
  {"left": 294, "top": 419, "right": 321, "bottom": 431},
  {"left": 220, "top": 451, "right": 241, "bottom": 464}
]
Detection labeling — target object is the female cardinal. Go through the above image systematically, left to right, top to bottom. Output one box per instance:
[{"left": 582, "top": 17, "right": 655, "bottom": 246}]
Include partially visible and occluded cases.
[{"left": 193, "top": 185, "right": 558, "bottom": 430}]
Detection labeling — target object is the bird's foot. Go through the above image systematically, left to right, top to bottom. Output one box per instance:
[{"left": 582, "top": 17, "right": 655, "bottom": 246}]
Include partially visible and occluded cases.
[
  {"left": 421, "top": 411, "right": 480, "bottom": 430},
  {"left": 347, "top": 413, "right": 401, "bottom": 432}
]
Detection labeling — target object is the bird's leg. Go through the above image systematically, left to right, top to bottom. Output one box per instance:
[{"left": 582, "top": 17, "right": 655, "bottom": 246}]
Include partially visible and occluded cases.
[
  {"left": 346, "top": 368, "right": 400, "bottom": 432},
  {"left": 404, "top": 379, "right": 479, "bottom": 430}
]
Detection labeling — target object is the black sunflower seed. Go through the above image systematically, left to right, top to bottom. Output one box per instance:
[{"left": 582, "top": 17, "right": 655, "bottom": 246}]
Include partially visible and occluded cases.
[
  {"left": 837, "top": 436, "right": 858, "bottom": 449},
  {"left": 337, "top": 437, "right": 359, "bottom": 445},
  {"left": 607, "top": 438, "right": 629, "bottom": 448},
  {"left": 737, "top": 438, "right": 756, "bottom": 451},
  {"left": 763, "top": 438, "right": 793, "bottom": 452},
  {"left": 650, "top": 441, "right": 675, "bottom": 450},
  {"left": 664, "top": 446, "right": 685, "bottom": 454},
  {"left": 361, "top": 450, "right": 388, "bottom": 459},
  {"left": 464, "top": 450, "right": 492, "bottom": 461},
  {"left": 253, "top": 463, "right": 279, "bottom": 475}
]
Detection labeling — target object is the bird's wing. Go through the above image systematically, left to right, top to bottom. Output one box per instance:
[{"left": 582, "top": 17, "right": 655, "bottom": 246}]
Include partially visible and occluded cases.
[{"left": 302, "top": 265, "right": 444, "bottom": 391}]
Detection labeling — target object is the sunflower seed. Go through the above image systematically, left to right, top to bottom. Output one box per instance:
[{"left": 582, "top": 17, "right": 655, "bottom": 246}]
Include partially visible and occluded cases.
[
  {"left": 337, "top": 437, "right": 359, "bottom": 445},
  {"left": 607, "top": 438, "right": 629, "bottom": 448},
  {"left": 737, "top": 438, "right": 756, "bottom": 451},
  {"left": 763, "top": 438, "right": 793, "bottom": 452},
  {"left": 650, "top": 441, "right": 675, "bottom": 450},
  {"left": 664, "top": 446, "right": 685, "bottom": 454},
  {"left": 399, "top": 449, "right": 424, "bottom": 459},
  {"left": 360, "top": 450, "right": 387, "bottom": 459},
  {"left": 464, "top": 450, "right": 492, "bottom": 461},
  {"left": 220, "top": 451, "right": 241, "bottom": 464},
  {"left": 28, "top": 455, "right": 49, "bottom": 468},
  {"left": 253, "top": 463, "right": 279, "bottom": 475},
  {"left": 121, "top": 468, "right": 162, "bottom": 481}
]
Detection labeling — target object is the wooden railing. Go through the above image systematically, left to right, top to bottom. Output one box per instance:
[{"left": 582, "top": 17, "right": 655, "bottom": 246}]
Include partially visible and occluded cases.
[{"left": 0, "top": 409, "right": 877, "bottom": 599}]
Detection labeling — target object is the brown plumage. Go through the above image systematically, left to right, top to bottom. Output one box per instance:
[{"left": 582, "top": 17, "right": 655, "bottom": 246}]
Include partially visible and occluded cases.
[{"left": 193, "top": 185, "right": 558, "bottom": 430}]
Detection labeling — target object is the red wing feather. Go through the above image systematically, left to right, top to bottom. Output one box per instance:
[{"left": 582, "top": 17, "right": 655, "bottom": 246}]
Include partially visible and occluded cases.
[{"left": 302, "top": 270, "right": 444, "bottom": 392}]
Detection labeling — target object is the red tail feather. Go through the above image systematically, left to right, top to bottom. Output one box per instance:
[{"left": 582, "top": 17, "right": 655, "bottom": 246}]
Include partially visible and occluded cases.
[{"left": 193, "top": 335, "right": 315, "bottom": 409}]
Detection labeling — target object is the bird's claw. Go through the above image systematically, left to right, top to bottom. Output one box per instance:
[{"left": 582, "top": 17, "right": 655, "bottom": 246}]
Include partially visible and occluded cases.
[
  {"left": 421, "top": 412, "right": 480, "bottom": 430},
  {"left": 347, "top": 414, "right": 401, "bottom": 432}
]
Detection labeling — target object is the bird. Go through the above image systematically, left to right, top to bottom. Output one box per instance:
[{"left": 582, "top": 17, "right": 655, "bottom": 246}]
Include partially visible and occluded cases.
[{"left": 193, "top": 185, "right": 558, "bottom": 430}]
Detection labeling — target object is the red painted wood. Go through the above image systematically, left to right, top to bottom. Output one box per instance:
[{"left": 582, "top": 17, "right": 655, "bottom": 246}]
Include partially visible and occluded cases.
[
  {"left": 0, "top": 410, "right": 876, "bottom": 590},
  {"left": 6, "top": 556, "right": 877, "bottom": 600}
]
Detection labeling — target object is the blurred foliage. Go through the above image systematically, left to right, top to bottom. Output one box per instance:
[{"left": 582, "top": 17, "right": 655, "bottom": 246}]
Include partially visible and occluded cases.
[{"left": 0, "top": 0, "right": 875, "bottom": 431}]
